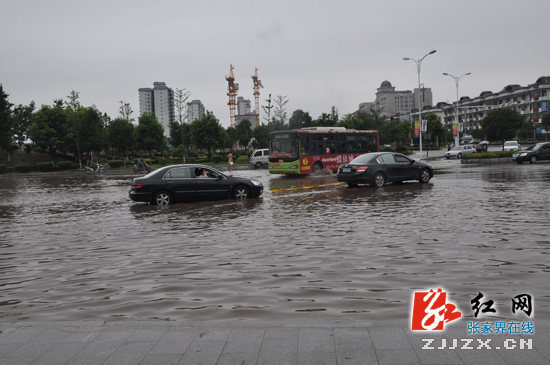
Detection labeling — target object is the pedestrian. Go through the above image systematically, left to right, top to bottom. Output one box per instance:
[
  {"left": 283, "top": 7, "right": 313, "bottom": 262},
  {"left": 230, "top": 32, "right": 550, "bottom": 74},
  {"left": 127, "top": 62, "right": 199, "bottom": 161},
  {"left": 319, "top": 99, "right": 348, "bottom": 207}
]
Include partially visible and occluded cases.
[{"left": 228, "top": 152, "right": 235, "bottom": 172}]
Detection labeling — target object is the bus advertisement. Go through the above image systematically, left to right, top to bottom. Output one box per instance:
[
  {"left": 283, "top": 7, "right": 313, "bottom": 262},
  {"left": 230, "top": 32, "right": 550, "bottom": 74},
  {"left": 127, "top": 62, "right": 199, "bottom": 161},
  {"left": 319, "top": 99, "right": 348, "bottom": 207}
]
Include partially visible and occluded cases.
[{"left": 268, "top": 127, "right": 379, "bottom": 175}]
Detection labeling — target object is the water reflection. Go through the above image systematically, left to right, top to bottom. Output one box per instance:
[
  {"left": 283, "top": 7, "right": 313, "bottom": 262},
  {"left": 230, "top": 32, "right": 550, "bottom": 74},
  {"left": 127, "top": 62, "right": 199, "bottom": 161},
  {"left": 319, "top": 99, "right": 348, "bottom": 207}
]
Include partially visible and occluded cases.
[{"left": 0, "top": 164, "right": 549, "bottom": 323}]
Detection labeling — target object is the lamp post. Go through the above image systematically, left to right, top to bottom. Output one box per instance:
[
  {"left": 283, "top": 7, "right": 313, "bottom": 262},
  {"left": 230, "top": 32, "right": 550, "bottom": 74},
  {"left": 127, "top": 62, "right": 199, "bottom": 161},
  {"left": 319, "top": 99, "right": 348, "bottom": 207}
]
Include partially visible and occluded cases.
[
  {"left": 403, "top": 49, "right": 436, "bottom": 159},
  {"left": 443, "top": 72, "right": 471, "bottom": 147}
]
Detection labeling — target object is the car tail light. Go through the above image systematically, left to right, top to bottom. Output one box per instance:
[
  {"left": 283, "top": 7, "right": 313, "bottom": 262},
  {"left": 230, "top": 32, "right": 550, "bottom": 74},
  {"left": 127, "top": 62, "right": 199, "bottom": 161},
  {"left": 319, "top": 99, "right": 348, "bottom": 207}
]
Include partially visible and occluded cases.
[
  {"left": 356, "top": 166, "right": 368, "bottom": 172},
  {"left": 131, "top": 183, "right": 144, "bottom": 189}
]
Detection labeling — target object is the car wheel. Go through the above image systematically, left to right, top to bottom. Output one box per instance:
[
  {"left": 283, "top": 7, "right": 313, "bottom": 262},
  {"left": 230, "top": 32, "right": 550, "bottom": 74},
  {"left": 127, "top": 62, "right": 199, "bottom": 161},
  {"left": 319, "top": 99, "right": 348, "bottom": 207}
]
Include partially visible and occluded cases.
[
  {"left": 457, "top": 153, "right": 462, "bottom": 159},
  {"left": 529, "top": 155, "right": 537, "bottom": 164},
  {"left": 255, "top": 162, "right": 262, "bottom": 168},
  {"left": 313, "top": 162, "right": 323, "bottom": 173},
  {"left": 419, "top": 168, "right": 431, "bottom": 183},
  {"left": 372, "top": 172, "right": 385, "bottom": 188},
  {"left": 346, "top": 182, "right": 358, "bottom": 187},
  {"left": 233, "top": 186, "right": 250, "bottom": 199},
  {"left": 153, "top": 191, "right": 171, "bottom": 205}
]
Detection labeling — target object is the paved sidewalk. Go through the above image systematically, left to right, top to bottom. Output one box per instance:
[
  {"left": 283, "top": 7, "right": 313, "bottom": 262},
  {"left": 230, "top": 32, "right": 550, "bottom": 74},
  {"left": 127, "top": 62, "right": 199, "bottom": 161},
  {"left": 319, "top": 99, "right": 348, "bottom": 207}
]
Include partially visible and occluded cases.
[{"left": 0, "top": 320, "right": 548, "bottom": 364}]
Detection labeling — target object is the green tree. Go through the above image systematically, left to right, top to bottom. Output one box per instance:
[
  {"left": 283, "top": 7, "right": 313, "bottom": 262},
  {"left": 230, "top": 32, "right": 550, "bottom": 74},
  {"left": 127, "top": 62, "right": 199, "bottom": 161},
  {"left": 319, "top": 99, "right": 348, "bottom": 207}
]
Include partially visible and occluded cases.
[
  {"left": 0, "top": 84, "right": 14, "bottom": 161},
  {"left": 173, "top": 88, "right": 190, "bottom": 162},
  {"left": 65, "top": 90, "right": 84, "bottom": 167},
  {"left": 262, "top": 94, "right": 273, "bottom": 125},
  {"left": 27, "top": 100, "right": 69, "bottom": 162},
  {"left": 12, "top": 101, "right": 35, "bottom": 153},
  {"left": 78, "top": 107, "right": 107, "bottom": 157},
  {"left": 289, "top": 109, "right": 313, "bottom": 129},
  {"left": 481, "top": 109, "right": 524, "bottom": 149},
  {"left": 135, "top": 112, "right": 166, "bottom": 161},
  {"left": 190, "top": 112, "right": 226, "bottom": 159},
  {"left": 313, "top": 112, "right": 335, "bottom": 127},
  {"left": 541, "top": 112, "right": 550, "bottom": 141},
  {"left": 426, "top": 113, "right": 445, "bottom": 146},
  {"left": 108, "top": 118, "right": 135, "bottom": 163},
  {"left": 235, "top": 119, "right": 253, "bottom": 148},
  {"left": 518, "top": 119, "right": 535, "bottom": 141},
  {"left": 378, "top": 120, "right": 409, "bottom": 145},
  {"left": 169, "top": 121, "right": 191, "bottom": 150},
  {"left": 252, "top": 124, "right": 269, "bottom": 148},
  {"left": 225, "top": 126, "right": 238, "bottom": 149},
  {"left": 470, "top": 128, "right": 485, "bottom": 141}
]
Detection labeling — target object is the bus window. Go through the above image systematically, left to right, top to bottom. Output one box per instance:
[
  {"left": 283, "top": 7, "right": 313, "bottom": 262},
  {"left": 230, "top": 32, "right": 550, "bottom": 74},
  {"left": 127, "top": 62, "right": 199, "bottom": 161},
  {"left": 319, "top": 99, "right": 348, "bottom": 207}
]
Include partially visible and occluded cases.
[
  {"left": 300, "top": 135, "right": 311, "bottom": 156},
  {"left": 311, "top": 135, "right": 324, "bottom": 155},
  {"left": 323, "top": 135, "right": 335, "bottom": 154},
  {"left": 334, "top": 135, "right": 346, "bottom": 153}
]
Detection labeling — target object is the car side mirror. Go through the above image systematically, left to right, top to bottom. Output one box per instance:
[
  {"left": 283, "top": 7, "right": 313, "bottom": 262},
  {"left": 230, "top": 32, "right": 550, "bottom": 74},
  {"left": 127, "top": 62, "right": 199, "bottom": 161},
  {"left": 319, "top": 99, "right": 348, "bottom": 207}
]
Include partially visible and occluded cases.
[
  {"left": 410, "top": 159, "right": 415, "bottom": 164},
  {"left": 216, "top": 175, "right": 224, "bottom": 181}
]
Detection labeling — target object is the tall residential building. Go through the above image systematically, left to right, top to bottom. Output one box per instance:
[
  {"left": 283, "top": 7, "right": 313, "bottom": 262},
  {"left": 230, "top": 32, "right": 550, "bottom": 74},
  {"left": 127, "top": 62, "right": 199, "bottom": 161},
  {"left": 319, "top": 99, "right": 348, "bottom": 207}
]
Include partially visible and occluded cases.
[
  {"left": 138, "top": 82, "right": 174, "bottom": 137},
  {"left": 237, "top": 96, "right": 252, "bottom": 115},
  {"left": 187, "top": 100, "right": 205, "bottom": 123}
]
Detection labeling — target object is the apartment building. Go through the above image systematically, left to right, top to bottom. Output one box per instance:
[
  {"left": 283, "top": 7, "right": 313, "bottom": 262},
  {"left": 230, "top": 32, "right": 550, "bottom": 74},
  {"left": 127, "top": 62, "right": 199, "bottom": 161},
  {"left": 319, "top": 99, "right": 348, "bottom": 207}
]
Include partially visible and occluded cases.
[
  {"left": 360, "top": 80, "right": 432, "bottom": 116},
  {"left": 138, "top": 82, "right": 175, "bottom": 137},
  {"left": 187, "top": 100, "right": 205, "bottom": 123}
]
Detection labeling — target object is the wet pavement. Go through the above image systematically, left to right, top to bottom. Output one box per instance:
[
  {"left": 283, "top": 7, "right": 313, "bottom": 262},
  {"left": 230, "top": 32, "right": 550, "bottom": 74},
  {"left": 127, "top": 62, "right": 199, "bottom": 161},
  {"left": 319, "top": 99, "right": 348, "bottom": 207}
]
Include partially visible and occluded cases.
[{"left": 1, "top": 155, "right": 549, "bottom": 363}]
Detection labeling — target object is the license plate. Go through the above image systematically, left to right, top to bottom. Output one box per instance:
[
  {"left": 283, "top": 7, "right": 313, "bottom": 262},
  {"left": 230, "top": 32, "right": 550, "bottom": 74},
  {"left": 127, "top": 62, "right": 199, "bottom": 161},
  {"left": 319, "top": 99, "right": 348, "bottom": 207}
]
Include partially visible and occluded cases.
[
  {"left": 512, "top": 156, "right": 516, "bottom": 160},
  {"left": 343, "top": 168, "right": 351, "bottom": 172}
]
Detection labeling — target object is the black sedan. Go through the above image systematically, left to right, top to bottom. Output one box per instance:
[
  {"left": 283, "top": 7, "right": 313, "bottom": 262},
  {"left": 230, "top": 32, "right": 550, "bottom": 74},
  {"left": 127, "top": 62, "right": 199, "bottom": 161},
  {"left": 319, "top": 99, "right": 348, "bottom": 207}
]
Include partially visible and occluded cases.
[
  {"left": 512, "top": 142, "right": 550, "bottom": 164},
  {"left": 337, "top": 152, "right": 433, "bottom": 187},
  {"left": 129, "top": 164, "right": 263, "bottom": 205}
]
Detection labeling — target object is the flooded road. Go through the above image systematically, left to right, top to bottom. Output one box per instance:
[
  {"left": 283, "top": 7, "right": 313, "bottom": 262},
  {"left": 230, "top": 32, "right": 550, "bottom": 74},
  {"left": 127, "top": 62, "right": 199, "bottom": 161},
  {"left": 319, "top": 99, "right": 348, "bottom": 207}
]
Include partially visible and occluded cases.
[{"left": 0, "top": 161, "right": 549, "bottom": 324}]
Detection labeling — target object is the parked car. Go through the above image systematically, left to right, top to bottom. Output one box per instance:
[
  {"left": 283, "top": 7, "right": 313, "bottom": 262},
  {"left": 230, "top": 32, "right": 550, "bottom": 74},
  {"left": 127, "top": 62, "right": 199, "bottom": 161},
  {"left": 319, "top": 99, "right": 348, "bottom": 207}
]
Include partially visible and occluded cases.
[
  {"left": 503, "top": 141, "right": 521, "bottom": 151},
  {"left": 512, "top": 142, "right": 550, "bottom": 164},
  {"left": 445, "top": 145, "right": 476, "bottom": 159},
  {"left": 249, "top": 148, "right": 269, "bottom": 168},
  {"left": 336, "top": 152, "right": 433, "bottom": 188},
  {"left": 129, "top": 164, "right": 263, "bottom": 205}
]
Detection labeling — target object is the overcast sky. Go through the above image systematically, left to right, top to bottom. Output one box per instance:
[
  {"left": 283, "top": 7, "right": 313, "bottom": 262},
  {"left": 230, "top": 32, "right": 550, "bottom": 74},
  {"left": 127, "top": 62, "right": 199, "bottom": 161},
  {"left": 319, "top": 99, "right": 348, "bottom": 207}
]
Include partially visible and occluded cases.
[{"left": 2, "top": 0, "right": 549, "bottom": 128}]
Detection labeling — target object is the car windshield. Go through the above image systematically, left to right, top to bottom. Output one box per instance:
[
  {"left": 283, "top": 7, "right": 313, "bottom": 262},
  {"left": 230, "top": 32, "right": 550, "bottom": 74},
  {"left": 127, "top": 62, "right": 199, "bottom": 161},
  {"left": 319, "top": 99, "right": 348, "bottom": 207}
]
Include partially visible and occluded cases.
[
  {"left": 525, "top": 144, "right": 544, "bottom": 151},
  {"left": 451, "top": 147, "right": 462, "bottom": 151},
  {"left": 349, "top": 153, "right": 376, "bottom": 164}
]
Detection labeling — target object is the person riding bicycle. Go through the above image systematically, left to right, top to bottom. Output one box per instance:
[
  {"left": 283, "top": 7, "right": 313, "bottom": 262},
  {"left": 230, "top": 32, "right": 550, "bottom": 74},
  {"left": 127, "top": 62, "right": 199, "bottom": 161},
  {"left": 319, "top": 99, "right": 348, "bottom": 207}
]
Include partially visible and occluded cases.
[{"left": 89, "top": 157, "right": 98, "bottom": 172}]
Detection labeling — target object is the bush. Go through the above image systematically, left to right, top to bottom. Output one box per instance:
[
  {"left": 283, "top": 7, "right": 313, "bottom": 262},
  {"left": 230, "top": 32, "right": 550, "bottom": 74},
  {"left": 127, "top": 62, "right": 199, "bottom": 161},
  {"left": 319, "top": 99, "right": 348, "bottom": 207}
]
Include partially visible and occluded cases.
[
  {"left": 172, "top": 145, "right": 184, "bottom": 158},
  {"left": 188, "top": 151, "right": 198, "bottom": 159},
  {"left": 463, "top": 151, "right": 515, "bottom": 159},
  {"left": 211, "top": 154, "right": 224, "bottom": 163},
  {"left": 236, "top": 155, "right": 249, "bottom": 163},
  {"left": 188, "top": 157, "right": 196, "bottom": 163},
  {"left": 159, "top": 158, "right": 170, "bottom": 166},
  {"left": 108, "top": 160, "right": 123, "bottom": 168},
  {"left": 57, "top": 161, "right": 73, "bottom": 170},
  {"left": 37, "top": 162, "right": 54, "bottom": 172},
  {"left": 15, "top": 163, "right": 33, "bottom": 173},
  {"left": 70, "top": 163, "right": 80, "bottom": 170},
  {"left": 0, "top": 164, "right": 7, "bottom": 174},
  {"left": 6, "top": 166, "right": 15, "bottom": 173}
]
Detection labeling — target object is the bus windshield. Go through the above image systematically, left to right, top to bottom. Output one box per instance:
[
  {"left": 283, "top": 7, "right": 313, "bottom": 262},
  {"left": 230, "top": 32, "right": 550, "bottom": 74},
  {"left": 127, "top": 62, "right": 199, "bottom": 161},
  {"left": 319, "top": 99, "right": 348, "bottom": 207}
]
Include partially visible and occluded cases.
[{"left": 270, "top": 134, "right": 298, "bottom": 158}]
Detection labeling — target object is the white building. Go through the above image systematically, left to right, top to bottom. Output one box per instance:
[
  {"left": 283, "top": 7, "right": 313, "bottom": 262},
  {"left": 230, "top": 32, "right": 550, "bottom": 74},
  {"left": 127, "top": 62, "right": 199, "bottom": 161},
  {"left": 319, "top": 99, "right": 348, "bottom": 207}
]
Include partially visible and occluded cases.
[
  {"left": 360, "top": 80, "right": 432, "bottom": 117},
  {"left": 138, "top": 82, "right": 174, "bottom": 137},
  {"left": 237, "top": 96, "right": 252, "bottom": 115},
  {"left": 187, "top": 100, "right": 205, "bottom": 123}
]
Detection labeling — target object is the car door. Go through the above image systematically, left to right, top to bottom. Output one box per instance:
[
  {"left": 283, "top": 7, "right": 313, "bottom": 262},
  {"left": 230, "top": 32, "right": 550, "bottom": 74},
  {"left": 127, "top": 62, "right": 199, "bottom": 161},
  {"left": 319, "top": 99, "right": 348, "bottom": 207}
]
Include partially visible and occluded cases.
[
  {"left": 539, "top": 144, "right": 550, "bottom": 161},
  {"left": 376, "top": 154, "right": 399, "bottom": 181},
  {"left": 393, "top": 154, "right": 417, "bottom": 180},
  {"left": 162, "top": 167, "right": 195, "bottom": 201},
  {"left": 193, "top": 167, "right": 231, "bottom": 199}
]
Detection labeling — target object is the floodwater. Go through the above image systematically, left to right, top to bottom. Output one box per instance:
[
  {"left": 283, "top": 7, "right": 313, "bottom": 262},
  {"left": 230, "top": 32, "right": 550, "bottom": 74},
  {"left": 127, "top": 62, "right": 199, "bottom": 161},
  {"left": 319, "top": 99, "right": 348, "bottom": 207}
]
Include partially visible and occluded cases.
[{"left": 0, "top": 161, "right": 549, "bottom": 324}]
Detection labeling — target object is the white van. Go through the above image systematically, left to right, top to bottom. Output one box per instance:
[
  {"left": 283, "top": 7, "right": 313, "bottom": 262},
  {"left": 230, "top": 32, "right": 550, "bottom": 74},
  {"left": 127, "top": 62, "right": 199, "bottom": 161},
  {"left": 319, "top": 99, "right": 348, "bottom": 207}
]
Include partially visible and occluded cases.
[{"left": 249, "top": 149, "right": 269, "bottom": 168}]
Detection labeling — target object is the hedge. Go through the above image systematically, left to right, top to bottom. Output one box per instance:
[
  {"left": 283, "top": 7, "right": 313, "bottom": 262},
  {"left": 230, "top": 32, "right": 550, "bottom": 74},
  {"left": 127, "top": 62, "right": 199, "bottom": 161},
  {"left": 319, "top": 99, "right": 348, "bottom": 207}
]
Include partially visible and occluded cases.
[
  {"left": 463, "top": 151, "right": 515, "bottom": 159},
  {"left": 211, "top": 155, "right": 224, "bottom": 163},
  {"left": 236, "top": 155, "right": 249, "bottom": 163},
  {"left": 188, "top": 157, "right": 196, "bottom": 163},
  {"left": 159, "top": 158, "right": 171, "bottom": 166},
  {"left": 108, "top": 160, "right": 123, "bottom": 168},
  {"left": 57, "top": 161, "right": 73, "bottom": 170},
  {"left": 37, "top": 162, "right": 54, "bottom": 172},
  {"left": 0, "top": 164, "right": 7, "bottom": 174},
  {"left": 15, "top": 164, "right": 33, "bottom": 173}
]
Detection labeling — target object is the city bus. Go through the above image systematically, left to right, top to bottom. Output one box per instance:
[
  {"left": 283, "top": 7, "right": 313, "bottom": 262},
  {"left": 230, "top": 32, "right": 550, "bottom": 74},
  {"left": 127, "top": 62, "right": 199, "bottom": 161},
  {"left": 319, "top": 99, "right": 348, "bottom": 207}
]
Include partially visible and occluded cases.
[{"left": 268, "top": 127, "right": 379, "bottom": 175}]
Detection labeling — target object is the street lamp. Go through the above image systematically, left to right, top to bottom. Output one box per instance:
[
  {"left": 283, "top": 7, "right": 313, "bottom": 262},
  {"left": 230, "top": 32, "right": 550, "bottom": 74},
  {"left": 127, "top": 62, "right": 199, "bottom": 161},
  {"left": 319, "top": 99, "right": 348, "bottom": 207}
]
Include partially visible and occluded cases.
[
  {"left": 403, "top": 49, "right": 436, "bottom": 159},
  {"left": 443, "top": 72, "right": 471, "bottom": 147}
]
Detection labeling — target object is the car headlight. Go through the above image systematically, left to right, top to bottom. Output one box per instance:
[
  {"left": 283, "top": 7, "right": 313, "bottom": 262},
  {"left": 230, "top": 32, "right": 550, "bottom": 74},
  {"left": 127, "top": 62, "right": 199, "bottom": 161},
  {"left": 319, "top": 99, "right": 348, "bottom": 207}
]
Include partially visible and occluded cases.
[
  {"left": 520, "top": 153, "right": 528, "bottom": 157},
  {"left": 251, "top": 180, "right": 262, "bottom": 186}
]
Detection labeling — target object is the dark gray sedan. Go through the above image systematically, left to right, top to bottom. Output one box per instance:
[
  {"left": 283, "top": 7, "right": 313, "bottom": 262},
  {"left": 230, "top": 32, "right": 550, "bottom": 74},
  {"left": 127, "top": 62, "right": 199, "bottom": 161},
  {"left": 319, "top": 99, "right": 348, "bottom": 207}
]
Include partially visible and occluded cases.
[
  {"left": 512, "top": 142, "right": 550, "bottom": 164},
  {"left": 337, "top": 152, "right": 433, "bottom": 187},
  {"left": 129, "top": 164, "right": 263, "bottom": 205}
]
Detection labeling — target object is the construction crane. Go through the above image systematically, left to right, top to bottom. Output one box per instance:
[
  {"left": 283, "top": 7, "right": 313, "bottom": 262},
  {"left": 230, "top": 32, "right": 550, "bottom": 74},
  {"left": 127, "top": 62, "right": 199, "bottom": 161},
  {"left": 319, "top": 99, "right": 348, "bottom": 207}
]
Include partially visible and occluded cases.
[
  {"left": 226, "top": 64, "right": 239, "bottom": 127},
  {"left": 251, "top": 67, "right": 264, "bottom": 127}
]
